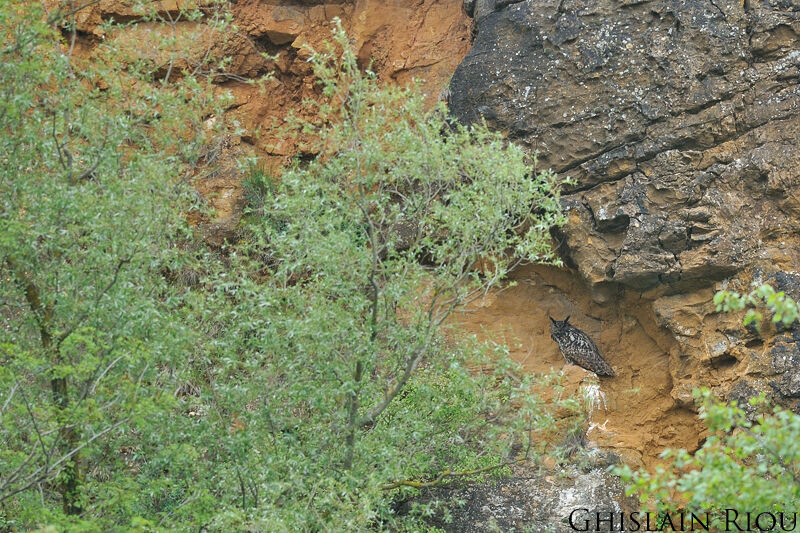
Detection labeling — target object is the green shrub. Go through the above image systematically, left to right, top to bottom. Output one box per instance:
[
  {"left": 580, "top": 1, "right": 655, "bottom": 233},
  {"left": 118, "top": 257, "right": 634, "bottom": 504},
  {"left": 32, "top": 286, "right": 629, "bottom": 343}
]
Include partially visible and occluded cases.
[
  {"left": 183, "top": 20, "right": 571, "bottom": 529},
  {"left": 616, "top": 389, "right": 800, "bottom": 529}
]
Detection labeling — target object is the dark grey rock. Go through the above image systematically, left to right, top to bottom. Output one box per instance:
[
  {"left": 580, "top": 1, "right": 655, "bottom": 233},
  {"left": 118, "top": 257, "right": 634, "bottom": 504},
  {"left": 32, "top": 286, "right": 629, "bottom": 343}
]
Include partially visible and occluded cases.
[
  {"left": 449, "top": 0, "right": 800, "bottom": 291},
  {"left": 404, "top": 462, "right": 634, "bottom": 533}
]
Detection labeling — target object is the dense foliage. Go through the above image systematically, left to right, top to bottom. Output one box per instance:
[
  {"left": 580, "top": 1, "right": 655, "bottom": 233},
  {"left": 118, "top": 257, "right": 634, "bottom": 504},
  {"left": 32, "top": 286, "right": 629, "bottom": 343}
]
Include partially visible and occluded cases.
[
  {"left": 0, "top": 0, "right": 236, "bottom": 527},
  {"left": 1, "top": 5, "right": 570, "bottom": 531}
]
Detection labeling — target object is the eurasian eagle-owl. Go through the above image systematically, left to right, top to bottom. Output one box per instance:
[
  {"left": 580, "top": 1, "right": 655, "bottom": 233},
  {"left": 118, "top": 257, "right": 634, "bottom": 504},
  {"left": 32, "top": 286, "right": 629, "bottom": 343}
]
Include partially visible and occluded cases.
[{"left": 549, "top": 316, "right": 615, "bottom": 377}]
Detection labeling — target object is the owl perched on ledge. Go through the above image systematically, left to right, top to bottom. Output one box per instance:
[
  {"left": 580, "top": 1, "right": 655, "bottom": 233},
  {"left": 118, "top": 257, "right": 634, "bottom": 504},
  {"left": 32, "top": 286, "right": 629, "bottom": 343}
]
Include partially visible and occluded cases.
[{"left": 549, "top": 316, "right": 615, "bottom": 377}]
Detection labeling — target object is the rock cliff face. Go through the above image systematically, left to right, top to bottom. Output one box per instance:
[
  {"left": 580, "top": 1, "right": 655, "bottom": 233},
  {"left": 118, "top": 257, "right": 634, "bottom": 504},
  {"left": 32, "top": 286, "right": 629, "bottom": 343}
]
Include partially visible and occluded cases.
[
  {"left": 64, "top": 0, "right": 800, "bottom": 475},
  {"left": 450, "top": 0, "right": 800, "bottom": 422}
]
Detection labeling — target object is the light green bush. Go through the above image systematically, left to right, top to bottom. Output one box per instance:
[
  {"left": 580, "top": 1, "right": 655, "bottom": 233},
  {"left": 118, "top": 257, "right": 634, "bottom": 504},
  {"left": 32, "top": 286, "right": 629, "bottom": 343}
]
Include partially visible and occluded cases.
[
  {"left": 0, "top": 0, "right": 237, "bottom": 528},
  {"left": 187, "top": 20, "right": 571, "bottom": 530}
]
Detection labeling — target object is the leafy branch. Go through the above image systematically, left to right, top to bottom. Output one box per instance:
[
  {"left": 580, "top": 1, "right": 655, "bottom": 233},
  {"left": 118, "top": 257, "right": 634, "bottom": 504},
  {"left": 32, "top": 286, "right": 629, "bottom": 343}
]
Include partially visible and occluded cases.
[{"left": 714, "top": 282, "right": 799, "bottom": 330}]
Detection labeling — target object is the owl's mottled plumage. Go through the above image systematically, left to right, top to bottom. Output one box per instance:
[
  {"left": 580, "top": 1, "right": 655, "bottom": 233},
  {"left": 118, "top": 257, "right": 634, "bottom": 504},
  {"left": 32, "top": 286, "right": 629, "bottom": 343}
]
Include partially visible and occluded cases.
[{"left": 549, "top": 316, "right": 615, "bottom": 377}]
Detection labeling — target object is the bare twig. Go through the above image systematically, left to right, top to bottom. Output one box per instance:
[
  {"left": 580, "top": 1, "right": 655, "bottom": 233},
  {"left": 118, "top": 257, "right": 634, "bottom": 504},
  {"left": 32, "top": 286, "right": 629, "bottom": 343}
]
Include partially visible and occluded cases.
[
  {"left": 358, "top": 342, "right": 428, "bottom": 429},
  {"left": 89, "top": 354, "right": 125, "bottom": 395},
  {"left": 1, "top": 381, "right": 20, "bottom": 413},
  {"left": 20, "top": 388, "right": 51, "bottom": 475},
  {"left": 0, "top": 418, "right": 129, "bottom": 504}
]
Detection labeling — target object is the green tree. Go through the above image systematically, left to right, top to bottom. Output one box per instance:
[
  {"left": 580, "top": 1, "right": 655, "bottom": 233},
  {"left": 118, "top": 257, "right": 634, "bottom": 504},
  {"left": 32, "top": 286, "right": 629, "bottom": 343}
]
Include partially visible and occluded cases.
[
  {"left": 0, "top": 0, "right": 233, "bottom": 525},
  {"left": 189, "top": 20, "right": 571, "bottom": 529},
  {"left": 279, "top": 21, "right": 566, "bottom": 469}
]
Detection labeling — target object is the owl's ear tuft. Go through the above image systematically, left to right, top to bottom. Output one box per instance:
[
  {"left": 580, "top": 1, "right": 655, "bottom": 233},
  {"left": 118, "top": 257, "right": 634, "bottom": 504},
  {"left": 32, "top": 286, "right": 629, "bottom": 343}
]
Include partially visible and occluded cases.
[
  {"left": 564, "top": 315, "right": 571, "bottom": 323},
  {"left": 549, "top": 316, "right": 556, "bottom": 324}
]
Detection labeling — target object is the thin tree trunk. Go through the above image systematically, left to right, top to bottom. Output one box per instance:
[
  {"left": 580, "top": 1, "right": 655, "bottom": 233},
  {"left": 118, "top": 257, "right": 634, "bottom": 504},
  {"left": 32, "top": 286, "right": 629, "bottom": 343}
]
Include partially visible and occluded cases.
[
  {"left": 7, "top": 257, "right": 83, "bottom": 515},
  {"left": 344, "top": 360, "right": 363, "bottom": 470},
  {"left": 50, "top": 375, "right": 82, "bottom": 515}
]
